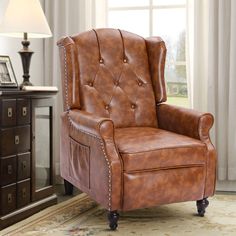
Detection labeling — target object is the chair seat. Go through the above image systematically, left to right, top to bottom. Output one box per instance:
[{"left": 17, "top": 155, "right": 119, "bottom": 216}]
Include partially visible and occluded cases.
[{"left": 115, "top": 127, "right": 207, "bottom": 172}]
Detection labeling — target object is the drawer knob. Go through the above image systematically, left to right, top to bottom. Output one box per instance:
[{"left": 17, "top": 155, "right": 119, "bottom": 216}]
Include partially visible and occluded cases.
[
  {"left": 7, "top": 107, "right": 13, "bottom": 117},
  {"left": 22, "top": 107, "right": 27, "bottom": 116},
  {"left": 15, "top": 135, "right": 20, "bottom": 145},
  {"left": 22, "top": 161, "right": 27, "bottom": 170},
  {"left": 7, "top": 165, "right": 13, "bottom": 175},
  {"left": 22, "top": 188, "right": 26, "bottom": 198},
  {"left": 8, "top": 193, "right": 12, "bottom": 203}
]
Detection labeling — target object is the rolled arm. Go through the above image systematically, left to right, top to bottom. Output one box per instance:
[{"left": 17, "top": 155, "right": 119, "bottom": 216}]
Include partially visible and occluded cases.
[
  {"left": 157, "top": 104, "right": 214, "bottom": 141},
  {"left": 157, "top": 104, "right": 216, "bottom": 197},
  {"left": 62, "top": 109, "right": 122, "bottom": 211},
  {"left": 69, "top": 109, "right": 114, "bottom": 141}
]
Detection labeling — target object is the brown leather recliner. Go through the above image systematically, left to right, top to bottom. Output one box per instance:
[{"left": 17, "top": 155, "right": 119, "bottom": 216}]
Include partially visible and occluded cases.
[{"left": 57, "top": 28, "right": 216, "bottom": 230}]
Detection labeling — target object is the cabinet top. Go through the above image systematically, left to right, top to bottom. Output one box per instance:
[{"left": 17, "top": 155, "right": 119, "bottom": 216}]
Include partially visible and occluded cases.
[{"left": 0, "top": 89, "right": 58, "bottom": 98}]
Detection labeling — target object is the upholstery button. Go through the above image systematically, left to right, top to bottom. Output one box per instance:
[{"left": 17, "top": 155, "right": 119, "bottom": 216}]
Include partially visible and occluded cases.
[
  {"left": 99, "top": 58, "right": 104, "bottom": 64},
  {"left": 123, "top": 58, "right": 127, "bottom": 63},
  {"left": 115, "top": 81, "right": 119, "bottom": 86},
  {"left": 138, "top": 81, "right": 143, "bottom": 86},
  {"left": 89, "top": 82, "right": 93, "bottom": 87},
  {"left": 131, "top": 104, "right": 136, "bottom": 109},
  {"left": 105, "top": 105, "right": 109, "bottom": 110}
]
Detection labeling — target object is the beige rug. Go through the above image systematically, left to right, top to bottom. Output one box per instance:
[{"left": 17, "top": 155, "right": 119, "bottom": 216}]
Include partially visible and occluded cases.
[{"left": 1, "top": 193, "right": 236, "bottom": 236}]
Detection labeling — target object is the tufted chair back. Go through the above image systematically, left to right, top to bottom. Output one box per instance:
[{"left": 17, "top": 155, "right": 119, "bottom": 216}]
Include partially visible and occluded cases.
[{"left": 58, "top": 28, "right": 167, "bottom": 128}]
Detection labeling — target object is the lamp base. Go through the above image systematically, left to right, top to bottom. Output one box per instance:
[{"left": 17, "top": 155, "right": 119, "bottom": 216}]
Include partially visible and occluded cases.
[
  {"left": 18, "top": 33, "right": 34, "bottom": 89},
  {"left": 19, "top": 80, "right": 33, "bottom": 89}
]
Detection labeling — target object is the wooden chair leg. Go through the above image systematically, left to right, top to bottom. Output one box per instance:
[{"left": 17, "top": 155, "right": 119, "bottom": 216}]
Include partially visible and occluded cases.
[
  {"left": 64, "top": 179, "right": 74, "bottom": 195},
  {"left": 196, "top": 198, "right": 209, "bottom": 217},
  {"left": 108, "top": 210, "right": 119, "bottom": 230}
]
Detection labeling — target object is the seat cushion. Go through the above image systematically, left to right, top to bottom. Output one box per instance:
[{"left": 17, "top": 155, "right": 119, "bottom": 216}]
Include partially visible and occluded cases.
[{"left": 115, "top": 127, "right": 207, "bottom": 172}]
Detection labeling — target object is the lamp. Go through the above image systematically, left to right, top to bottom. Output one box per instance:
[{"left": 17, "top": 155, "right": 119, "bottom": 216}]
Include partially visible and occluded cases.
[{"left": 0, "top": 0, "right": 52, "bottom": 88}]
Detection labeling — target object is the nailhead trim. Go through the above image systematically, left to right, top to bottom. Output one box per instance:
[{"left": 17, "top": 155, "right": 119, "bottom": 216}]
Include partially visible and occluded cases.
[
  {"left": 62, "top": 45, "right": 112, "bottom": 210},
  {"left": 62, "top": 46, "right": 70, "bottom": 111},
  {"left": 100, "top": 140, "right": 112, "bottom": 210}
]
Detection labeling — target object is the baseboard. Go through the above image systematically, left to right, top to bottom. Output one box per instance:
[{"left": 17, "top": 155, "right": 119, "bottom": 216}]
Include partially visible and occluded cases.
[
  {"left": 216, "top": 181, "right": 236, "bottom": 192},
  {"left": 0, "top": 194, "right": 57, "bottom": 230}
]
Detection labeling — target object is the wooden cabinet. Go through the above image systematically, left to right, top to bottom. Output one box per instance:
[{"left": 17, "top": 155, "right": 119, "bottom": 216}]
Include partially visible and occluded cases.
[{"left": 0, "top": 90, "right": 57, "bottom": 229}]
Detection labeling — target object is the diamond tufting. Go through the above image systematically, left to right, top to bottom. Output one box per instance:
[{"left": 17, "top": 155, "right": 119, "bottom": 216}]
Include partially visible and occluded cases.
[{"left": 71, "top": 29, "right": 158, "bottom": 128}]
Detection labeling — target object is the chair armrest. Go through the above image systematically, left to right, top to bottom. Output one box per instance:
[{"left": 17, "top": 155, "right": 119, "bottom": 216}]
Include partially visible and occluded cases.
[
  {"left": 157, "top": 104, "right": 214, "bottom": 141},
  {"left": 66, "top": 109, "right": 122, "bottom": 210},
  {"left": 68, "top": 109, "right": 114, "bottom": 141}
]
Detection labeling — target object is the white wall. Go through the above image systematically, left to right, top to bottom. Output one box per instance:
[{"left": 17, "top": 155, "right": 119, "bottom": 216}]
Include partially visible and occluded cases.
[{"left": 0, "top": 0, "right": 44, "bottom": 86}]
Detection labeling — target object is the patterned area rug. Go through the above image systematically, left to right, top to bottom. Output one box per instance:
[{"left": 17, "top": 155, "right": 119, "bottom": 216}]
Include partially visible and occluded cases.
[{"left": 1, "top": 194, "right": 236, "bottom": 236}]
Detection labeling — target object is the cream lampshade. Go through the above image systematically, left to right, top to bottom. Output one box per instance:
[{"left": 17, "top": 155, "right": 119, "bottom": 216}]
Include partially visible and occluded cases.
[{"left": 0, "top": 0, "right": 52, "bottom": 87}]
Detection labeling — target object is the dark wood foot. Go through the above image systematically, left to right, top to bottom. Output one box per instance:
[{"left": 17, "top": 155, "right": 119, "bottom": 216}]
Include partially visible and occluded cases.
[
  {"left": 64, "top": 179, "right": 74, "bottom": 195},
  {"left": 196, "top": 198, "right": 209, "bottom": 217},
  {"left": 108, "top": 210, "right": 119, "bottom": 230}
]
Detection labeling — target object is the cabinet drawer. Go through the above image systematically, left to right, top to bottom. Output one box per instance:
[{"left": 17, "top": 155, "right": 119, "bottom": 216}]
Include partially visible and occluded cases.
[
  {"left": 0, "top": 99, "right": 16, "bottom": 127},
  {"left": 17, "top": 99, "right": 30, "bottom": 125},
  {"left": 0, "top": 126, "right": 30, "bottom": 156},
  {"left": 15, "top": 126, "right": 30, "bottom": 153},
  {"left": 0, "top": 128, "right": 16, "bottom": 156},
  {"left": 18, "top": 153, "right": 30, "bottom": 181},
  {"left": 0, "top": 156, "right": 17, "bottom": 186},
  {"left": 17, "top": 179, "right": 30, "bottom": 208},
  {"left": 0, "top": 184, "right": 16, "bottom": 215}
]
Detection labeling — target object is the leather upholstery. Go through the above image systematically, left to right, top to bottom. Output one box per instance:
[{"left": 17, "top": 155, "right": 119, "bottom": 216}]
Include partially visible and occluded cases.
[
  {"left": 57, "top": 28, "right": 216, "bottom": 212},
  {"left": 58, "top": 29, "right": 157, "bottom": 128},
  {"left": 58, "top": 37, "right": 80, "bottom": 110},
  {"left": 146, "top": 37, "right": 167, "bottom": 103},
  {"left": 157, "top": 103, "right": 214, "bottom": 140},
  {"left": 157, "top": 104, "right": 217, "bottom": 197},
  {"left": 68, "top": 109, "right": 122, "bottom": 210},
  {"left": 115, "top": 127, "right": 207, "bottom": 172},
  {"left": 123, "top": 166, "right": 206, "bottom": 210}
]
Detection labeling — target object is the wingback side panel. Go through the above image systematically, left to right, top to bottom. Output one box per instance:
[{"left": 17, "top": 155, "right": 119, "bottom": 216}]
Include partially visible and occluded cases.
[
  {"left": 71, "top": 29, "right": 158, "bottom": 128},
  {"left": 57, "top": 36, "right": 81, "bottom": 110},
  {"left": 146, "top": 37, "right": 167, "bottom": 103}
]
